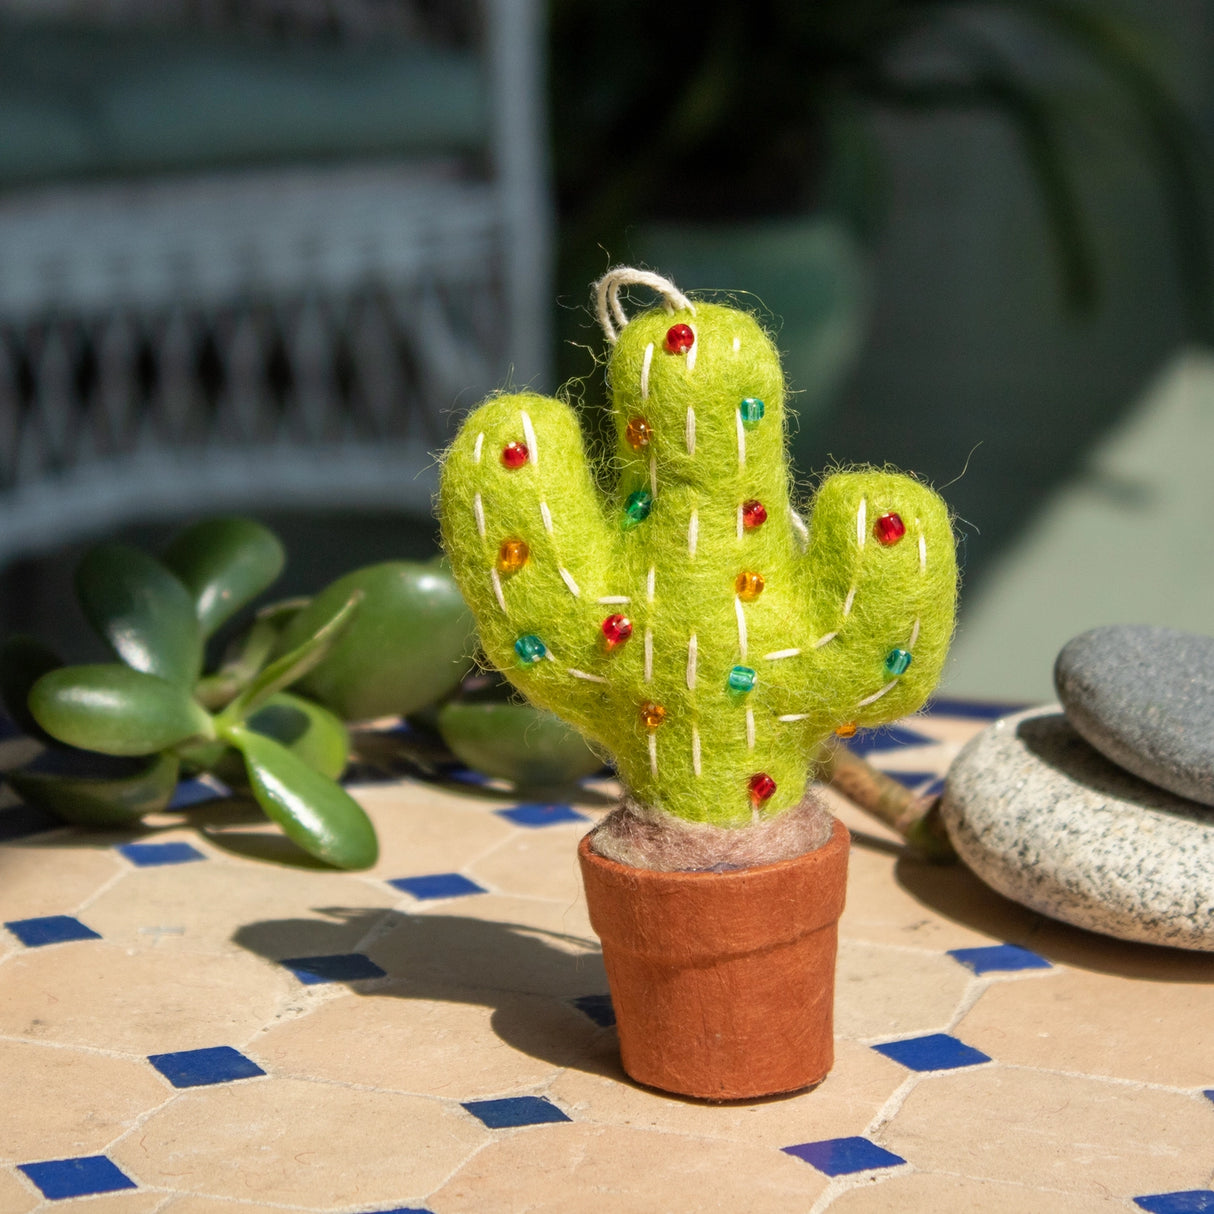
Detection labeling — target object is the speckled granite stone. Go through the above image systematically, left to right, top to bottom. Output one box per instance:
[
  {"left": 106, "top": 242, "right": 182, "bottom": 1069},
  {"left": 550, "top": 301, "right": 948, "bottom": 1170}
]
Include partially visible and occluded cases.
[
  {"left": 1055, "top": 624, "right": 1214, "bottom": 807},
  {"left": 941, "top": 705, "right": 1214, "bottom": 951}
]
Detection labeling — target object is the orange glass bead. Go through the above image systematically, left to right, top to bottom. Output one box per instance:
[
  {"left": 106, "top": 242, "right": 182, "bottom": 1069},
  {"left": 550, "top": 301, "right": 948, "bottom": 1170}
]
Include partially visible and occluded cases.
[
  {"left": 625, "top": 416, "right": 653, "bottom": 450},
  {"left": 497, "top": 538, "right": 529, "bottom": 574},
  {"left": 735, "top": 570, "right": 765, "bottom": 601},
  {"left": 639, "top": 701, "right": 667, "bottom": 729},
  {"left": 835, "top": 722, "right": 858, "bottom": 739}
]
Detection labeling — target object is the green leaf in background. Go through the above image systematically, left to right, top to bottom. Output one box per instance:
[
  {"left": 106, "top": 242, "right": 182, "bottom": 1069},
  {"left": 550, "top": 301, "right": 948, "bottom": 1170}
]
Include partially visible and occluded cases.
[
  {"left": 161, "top": 517, "right": 287, "bottom": 638},
  {"left": 75, "top": 544, "right": 203, "bottom": 686},
  {"left": 279, "top": 562, "right": 475, "bottom": 721},
  {"left": 219, "top": 592, "right": 361, "bottom": 723},
  {"left": 0, "top": 634, "right": 64, "bottom": 743},
  {"left": 29, "top": 664, "right": 214, "bottom": 755},
  {"left": 244, "top": 693, "right": 349, "bottom": 782},
  {"left": 437, "top": 700, "right": 603, "bottom": 787},
  {"left": 224, "top": 723, "right": 377, "bottom": 869},
  {"left": 7, "top": 752, "right": 181, "bottom": 827}
]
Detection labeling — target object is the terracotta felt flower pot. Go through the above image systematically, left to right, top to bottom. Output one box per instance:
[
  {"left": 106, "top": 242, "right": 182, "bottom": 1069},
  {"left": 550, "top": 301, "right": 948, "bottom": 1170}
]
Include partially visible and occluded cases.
[{"left": 577, "top": 817, "right": 850, "bottom": 1101}]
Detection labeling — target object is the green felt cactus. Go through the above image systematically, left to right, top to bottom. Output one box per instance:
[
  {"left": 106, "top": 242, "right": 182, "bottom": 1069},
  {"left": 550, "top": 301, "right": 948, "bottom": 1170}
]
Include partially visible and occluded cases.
[{"left": 440, "top": 269, "right": 957, "bottom": 828}]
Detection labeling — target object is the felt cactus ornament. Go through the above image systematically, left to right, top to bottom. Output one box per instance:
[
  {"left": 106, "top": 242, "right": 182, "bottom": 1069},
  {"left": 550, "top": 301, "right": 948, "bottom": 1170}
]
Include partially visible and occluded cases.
[{"left": 440, "top": 268, "right": 957, "bottom": 839}]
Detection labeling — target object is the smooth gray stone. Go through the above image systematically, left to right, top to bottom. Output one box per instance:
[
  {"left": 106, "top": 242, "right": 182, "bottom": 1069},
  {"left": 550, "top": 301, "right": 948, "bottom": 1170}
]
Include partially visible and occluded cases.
[
  {"left": 1055, "top": 624, "right": 1214, "bottom": 807},
  {"left": 941, "top": 705, "right": 1214, "bottom": 951}
]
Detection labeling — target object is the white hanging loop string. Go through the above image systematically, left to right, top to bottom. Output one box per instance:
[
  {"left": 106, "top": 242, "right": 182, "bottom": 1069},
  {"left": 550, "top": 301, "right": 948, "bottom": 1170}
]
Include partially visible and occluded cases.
[{"left": 593, "top": 267, "right": 695, "bottom": 344}]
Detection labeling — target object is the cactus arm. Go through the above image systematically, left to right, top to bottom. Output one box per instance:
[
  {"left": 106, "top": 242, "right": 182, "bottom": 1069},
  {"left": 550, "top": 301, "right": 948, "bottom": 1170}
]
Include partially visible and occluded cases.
[{"left": 438, "top": 392, "right": 622, "bottom": 737}]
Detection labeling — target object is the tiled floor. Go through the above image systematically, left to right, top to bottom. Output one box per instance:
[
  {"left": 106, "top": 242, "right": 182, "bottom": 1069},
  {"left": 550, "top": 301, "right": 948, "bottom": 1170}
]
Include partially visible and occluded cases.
[{"left": 1, "top": 705, "right": 1212, "bottom": 1213}]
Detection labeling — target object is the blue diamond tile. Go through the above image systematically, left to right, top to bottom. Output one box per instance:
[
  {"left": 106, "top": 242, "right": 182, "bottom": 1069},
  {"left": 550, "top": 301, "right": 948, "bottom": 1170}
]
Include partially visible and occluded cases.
[
  {"left": 923, "top": 696, "right": 1030, "bottom": 720},
  {"left": 846, "top": 724, "right": 935, "bottom": 755},
  {"left": 443, "top": 764, "right": 492, "bottom": 786},
  {"left": 878, "top": 769, "right": 939, "bottom": 790},
  {"left": 918, "top": 776, "right": 946, "bottom": 799},
  {"left": 167, "top": 777, "right": 229, "bottom": 810},
  {"left": 0, "top": 802, "right": 60, "bottom": 840},
  {"left": 496, "top": 802, "right": 588, "bottom": 828},
  {"left": 119, "top": 840, "right": 206, "bottom": 867},
  {"left": 389, "top": 872, "right": 487, "bottom": 901},
  {"left": 5, "top": 915, "right": 101, "bottom": 948},
  {"left": 948, "top": 943, "right": 1053, "bottom": 975},
  {"left": 280, "top": 953, "right": 386, "bottom": 985},
  {"left": 571, "top": 993, "right": 616, "bottom": 1028},
  {"left": 872, "top": 1033, "right": 992, "bottom": 1072},
  {"left": 147, "top": 1045, "right": 266, "bottom": 1088},
  {"left": 1204, "top": 1089, "right": 1214, "bottom": 1105},
  {"left": 462, "top": 1096, "right": 571, "bottom": 1129},
  {"left": 782, "top": 1136, "right": 906, "bottom": 1176},
  {"left": 18, "top": 1155, "right": 136, "bottom": 1200},
  {"left": 1135, "top": 1193, "right": 1214, "bottom": 1213},
  {"left": 357, "top": 1208, "right": 434, "bottom": 1214}
]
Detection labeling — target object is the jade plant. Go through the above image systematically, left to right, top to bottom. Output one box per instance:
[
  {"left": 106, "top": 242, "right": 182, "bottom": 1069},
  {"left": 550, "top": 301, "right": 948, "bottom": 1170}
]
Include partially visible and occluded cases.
[
  {"left": 440, "top": 270, "right": 957, "bottom": 833},
  {"left": 0, "top": 518, "right": 476, "bottom": 869}
]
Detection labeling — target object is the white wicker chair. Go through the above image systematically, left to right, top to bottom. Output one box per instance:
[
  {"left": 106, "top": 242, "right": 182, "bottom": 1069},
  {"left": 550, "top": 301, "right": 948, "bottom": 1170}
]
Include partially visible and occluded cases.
[{"left": 0, "top": 0, "right": 551, "bottom": 564}]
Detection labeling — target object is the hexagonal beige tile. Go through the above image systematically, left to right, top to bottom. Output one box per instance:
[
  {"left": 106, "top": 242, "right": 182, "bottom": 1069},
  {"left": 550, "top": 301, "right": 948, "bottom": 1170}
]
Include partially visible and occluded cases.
[
  {"left": 468, "top": 823, "right": 590, "bottom": 904},
  {"left": 0, "top": 841, "right": 122, "bottom": 920},
  {"left": 84, "top": 859, "right": 397, "bottom": 958},
  {"left": 369, "top": 894, "right": 605, "bottom": 999},
  {"left": 834, "top": 941, "right": 973, "bottom": 1040},
  {"left": 0, "top": 942, "right": 291, "bottom": 1053},
  {"left": 958, "top": 966, "right": 1214, "bottom": 1088},
  {"left": 253, "top": 987, "right": 601, "bottom": 1098},
  {"left": 548, "top": 1036, "right": 907, "bottom": 1148},
  {"left": 0, "top": 1040, "right": 168, "bottom": 1164},
  {"left": 879, "top": 1065, "right": 1214, "bottom": 1197},
  {"left": 110, "top": 1077, "right": 487, "bottom": 1207},
  {"left": 429, "top": 1122, "right": 829, "bottom": 1213},
  {"left": 0, "top": 1166, "right": 38, "bottom": 1213},
  {"left": 824, "top": 1171, "right": 1127, "bottom": 1212},
  {"left": 159, "top": 1198, "right": 318, "bottom": 1213}
]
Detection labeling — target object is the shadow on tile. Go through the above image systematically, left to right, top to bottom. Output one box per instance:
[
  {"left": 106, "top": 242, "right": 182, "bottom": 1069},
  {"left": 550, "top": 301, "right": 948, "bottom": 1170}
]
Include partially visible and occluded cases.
[{"left": 894, "top": 856, "right": 1214, "bottom": 982}]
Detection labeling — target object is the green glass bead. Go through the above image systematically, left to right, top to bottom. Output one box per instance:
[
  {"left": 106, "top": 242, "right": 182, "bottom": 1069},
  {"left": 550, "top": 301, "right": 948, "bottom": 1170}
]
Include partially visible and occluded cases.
[
  {"left": 739, "top": 397, "right": 765, "bottom": 427},
  {"left": 622, "top": 489, "right": 653, "bottom": 529},
  {"left": 515, "top": 634, "right": 547, "bottom": 664},
  {"left": 884, "top": 648, "right": 913, "bottom": 676},
  {"left": 727, "top": 665, "right": 757, "bottom": 694}
]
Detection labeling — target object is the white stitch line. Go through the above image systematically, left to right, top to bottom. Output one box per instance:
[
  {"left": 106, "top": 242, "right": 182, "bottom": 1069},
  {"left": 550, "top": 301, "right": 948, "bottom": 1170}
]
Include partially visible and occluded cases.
[
  {"left": 685, "top": 324, "right": 698, "bottom": 372},
  {"left": 732, "top": 336, "right": 741, "bottom": 352},
  {"left": 640, "top": 341, "right": 654, "bottom": 400},
  {"left": 685, "top": 406, "right": 696, "bottom": 456},
  {"left": 735, "top": 408, "right": 746, "bottom": 468},
  {"left": 520, "top": 410, "right": 539, "bottom": 466},
  {"left": 473, "top": 431, "right": 484, "bottom": 463},
  {"left": 650, "top": 450, "right": 657, "bottom": 497},
  {"left": 473, "top": 493, "right": 486, "bottom": 539},
  {"left": 856, "top": 498, "right": 867, "bottom": 548},
  {"left": 540, "top": 500, "right": 554, "bottom": 534},
  {"left": 736, "top": 503, "right": 744, "bottom": 541},
  {"left": 688, "top": 509, "right": 698, "bottom": 558},
  {"left": 790, "top": 509, "right": 809, "bottom": 550},
  {"left": 919, "top": 530, "right": 927, "bottom": 573},
  {"left": 647, "top": 566, "right": 656, "bottom": 603},
  {"left": 558, "top": 567, "right": 580, "bottom": 597},
  {"left": 489, "top": 568, "right": 507, "bottom": 612},
  {"left": 843, "top": 587, "right": 857, "bottom": 617},
  {"left": 598, "top": 595, "right": 630, "bottom": 604},
  {"left": 734, "top": 596, "right": 748, "bottom": 660},
  {"left": 908, "top": 617, "right": 921, "bottom": 648},
  {"left": 644, "top": 629, "right": 653, "bottom": 681},
  {"left": 813, "top": 631, "right": 838, "bottom": 648},
  {"left": 686, "top": 634, "right": 698, "bottom": 690},
  {"left": 764, "top": 648, "right": 801, "bottom": 660},
  {"left": 545, "top": 650, "right": 557, "bottom": 662},
  {"left": 568, "top": 667, "right": 608, "bottom": 684},
  {"left": 857, "top": 680, "right": 898, "bottom": 707},
  {"left": 746, "top": 708, "right": 755, "bottom": 750},
  {"left": 778, "top": 713, "right": 811, "bottom": 722},
  {"left": 691, "top": 725, "right": 702, "bottom": 776},
  {"left": 648, "top": 732, "right": 658, "bottom": 776}
]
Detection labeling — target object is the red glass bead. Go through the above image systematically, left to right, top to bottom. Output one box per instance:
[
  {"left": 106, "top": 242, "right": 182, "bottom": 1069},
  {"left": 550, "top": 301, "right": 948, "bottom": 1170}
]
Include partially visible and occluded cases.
[
  {"left": 665, "top": 323, "right": 695, "bottom": 354},
  {"left": 500, "top": 441, "right": 529, "bottom": 469},
  {"left": 741, "top": 499, "right": 767, "bottom": 529},
  {"left": 874, "top": 511, "right": 906, "bottom": 546},
  {"left": 602, "top": 613, "right": 633, "bottom": 647},
  {"left": 748, "top": 773, "right": 776, "bottom": 805}
]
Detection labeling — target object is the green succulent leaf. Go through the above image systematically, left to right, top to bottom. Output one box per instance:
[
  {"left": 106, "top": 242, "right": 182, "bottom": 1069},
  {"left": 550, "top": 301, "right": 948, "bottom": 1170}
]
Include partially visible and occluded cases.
[
  {"left": 161, "top": 517, "right": 287, "bottom": 638},
  {"left": 75, "top": 544, "right": 203, "bottom": 685},
  {"left": 278, "top": 562, "right": 475, "bottom": 721},
  {"left": 219, "top": 592, "right": 361, "bottom": 724},
  {"left": 0, "top": 634, "right": 65, "bottom": 743},
  {"left": 30, "top": 664, "right": 215, "bottom": 756},
  {"left": 244, "top": 693, "right": 349, "bottom": 781},
  {"left": 437, "top": 699, "right": 603, "bottom": 787},
  {"left": 223, "top": 723, "right": 377, "bottom": 870},
  {"left": 7, "top": 752, "right": 181, "bottom": 827}
]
